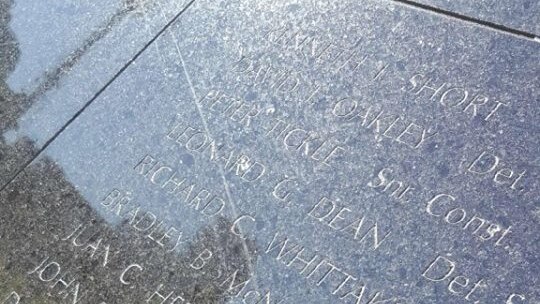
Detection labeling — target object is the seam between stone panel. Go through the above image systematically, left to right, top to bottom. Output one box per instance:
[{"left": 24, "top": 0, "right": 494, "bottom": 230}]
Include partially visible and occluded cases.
[
  {"left": 0, "top": 0, "right": 197, "bottom": 192},
  {"left": 392, "top": 0, "right": 540, "bottom": 43}
]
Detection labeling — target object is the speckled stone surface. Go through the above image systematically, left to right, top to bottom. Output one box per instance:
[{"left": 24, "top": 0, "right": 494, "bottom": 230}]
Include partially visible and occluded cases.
[
  {"left": 0, "top": 0, "right": 538, "bottom": 303},
  {"left": 0, "top": 0, "right": 190, "bottom": 187},
  {"left": 411, "top": 0, "right": 540, "bottom": 36}
]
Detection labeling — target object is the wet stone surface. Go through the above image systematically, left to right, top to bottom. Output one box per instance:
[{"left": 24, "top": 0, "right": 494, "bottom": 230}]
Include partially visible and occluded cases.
[
  {"left": 0, "top": 0, "right": 538, "bottom": 303},
  {"left": 0, "top": 0, "right": 190, "bottom": 186}
]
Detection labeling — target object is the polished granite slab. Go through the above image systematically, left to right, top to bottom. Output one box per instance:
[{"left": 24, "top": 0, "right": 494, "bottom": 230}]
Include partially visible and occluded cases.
[
  {"left": 0, "top": 0, "right": 538, "bottom": 303},
  {"left": 0, "top": 0, "right": 191, "bottom": 187},
  {"left": 409, "top": 0, "right": 540, "bottom": 36}
]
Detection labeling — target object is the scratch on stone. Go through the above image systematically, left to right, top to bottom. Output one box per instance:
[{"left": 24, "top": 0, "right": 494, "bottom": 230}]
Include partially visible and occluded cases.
[{"left": 156, "top": 1, "right": 259, "bottom": 288}]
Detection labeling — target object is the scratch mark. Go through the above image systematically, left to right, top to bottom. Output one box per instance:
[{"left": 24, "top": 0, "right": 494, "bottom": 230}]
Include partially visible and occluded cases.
[{"left": 156, "top": 1, "right": 259, "bottom": 289}]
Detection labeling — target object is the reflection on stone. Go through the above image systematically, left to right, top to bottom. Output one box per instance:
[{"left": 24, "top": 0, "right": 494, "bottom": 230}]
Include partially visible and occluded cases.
[
  {"left": 0, "top": 0, "right": 190, "bottom": 188},
  {"left": 0, "top": 0, "right": 36, "bottom": 187},
  {"left": 0, "top": 0, "right": 134, "bottom": 186},
  {"left": 0, "top": 156, "right": 256, "bottom": 303}
]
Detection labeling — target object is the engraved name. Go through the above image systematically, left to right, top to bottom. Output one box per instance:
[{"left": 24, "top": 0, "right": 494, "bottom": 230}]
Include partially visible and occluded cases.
[
  {"left": 405, "top": 73, "right": 508, "bottom": 122},
  {"left": 332, "top": 97, "right": 437, "bottom": 150},
  {"left": 264, "top": 116, "right": 346, "bottom": 167},
  {"left": 166, "top": 118, "right": 267, "bottom": 183},
  {"left": 134, "top": 154, "right": 228, "bottom": 217},
  {"left": 102, "top": 188, "right": 188, "bottom": 252},
  {"left": 308, "top": 196, "right": 392, "bottom": 251},
  {"left": 265, "top": 232, "right": 402, "bottom": 304},
  {"left": 28, "top": 256, "right": 83, "bottom": 304}
]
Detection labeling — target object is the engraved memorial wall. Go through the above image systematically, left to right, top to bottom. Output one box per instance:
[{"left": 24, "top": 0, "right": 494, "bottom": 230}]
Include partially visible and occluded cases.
[{"left": 0, "top": 0, "right": 538, "bottom": 303}]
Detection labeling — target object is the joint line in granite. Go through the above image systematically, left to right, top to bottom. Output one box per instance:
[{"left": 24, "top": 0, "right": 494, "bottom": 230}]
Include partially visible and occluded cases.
[{"left": 392, "top": 0, "right": 540, "bottom": 43}]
